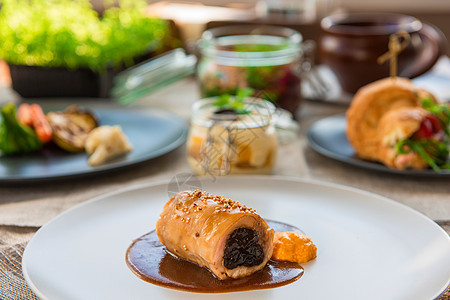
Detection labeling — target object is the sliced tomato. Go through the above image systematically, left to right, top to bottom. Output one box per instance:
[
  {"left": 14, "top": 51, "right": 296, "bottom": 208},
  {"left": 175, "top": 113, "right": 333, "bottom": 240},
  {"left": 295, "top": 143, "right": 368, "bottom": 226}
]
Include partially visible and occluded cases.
[{"left": 413, "top": 114, "right": 444, "bottom": 141}]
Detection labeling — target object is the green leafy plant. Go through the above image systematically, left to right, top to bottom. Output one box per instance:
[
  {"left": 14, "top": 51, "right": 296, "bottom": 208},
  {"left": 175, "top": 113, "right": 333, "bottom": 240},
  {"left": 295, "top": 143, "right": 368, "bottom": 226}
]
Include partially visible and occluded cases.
[
  {"left": 0, "top": 0, "right": 172, "bottom": 72},
  {"left": 212, "top": 88, "right": 254, "bottom": 114},
  {"left": 0, "top": 103, "right": 42, "bottom": 155}
]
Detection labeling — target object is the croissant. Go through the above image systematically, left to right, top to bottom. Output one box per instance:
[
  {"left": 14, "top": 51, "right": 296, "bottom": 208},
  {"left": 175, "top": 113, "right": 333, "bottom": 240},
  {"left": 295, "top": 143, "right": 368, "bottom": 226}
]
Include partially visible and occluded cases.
[
  {"left": 346, "top": 77, "right": 446, "bottom": 170},
  {"left": 347, "top": 78, "right": 421, "bottom": 161},
  {"left": 377, "top": 107, "right": 430, "bottom": 169},
  {"left": 156, "top": 190, "right": 274, "bottom": 280}
]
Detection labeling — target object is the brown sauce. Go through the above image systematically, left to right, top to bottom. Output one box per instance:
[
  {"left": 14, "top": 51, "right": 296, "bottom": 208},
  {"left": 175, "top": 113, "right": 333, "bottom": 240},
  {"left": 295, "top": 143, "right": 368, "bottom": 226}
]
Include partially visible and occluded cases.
[{"left": 125, "top": 220, "right": 304, "bottom": 293}]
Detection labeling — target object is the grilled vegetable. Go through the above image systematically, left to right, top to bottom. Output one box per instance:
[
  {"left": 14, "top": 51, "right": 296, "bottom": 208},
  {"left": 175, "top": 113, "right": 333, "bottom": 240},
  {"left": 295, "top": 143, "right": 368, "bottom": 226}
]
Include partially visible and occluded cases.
[
  {"left": 0, "top": 103, "right": 42, "bottom": 155},
  {"left": 17, "top": 103, "right": 33, "bottom": 127},
  {"left": 30, "top": 104, "right": 53, "bottom": 143},
  {"left": 46, "top": 106, "right": 98, "bottom": 152},
  {"left": 85, "top": 125, "right": 133, "bottom": 166}
]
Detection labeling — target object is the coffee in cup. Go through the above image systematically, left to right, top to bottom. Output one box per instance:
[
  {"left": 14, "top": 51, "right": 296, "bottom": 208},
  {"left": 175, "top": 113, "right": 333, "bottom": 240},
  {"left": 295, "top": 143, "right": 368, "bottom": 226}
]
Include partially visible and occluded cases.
[{"left": 319, "top": 13, "right": 446, "bottom": 94}]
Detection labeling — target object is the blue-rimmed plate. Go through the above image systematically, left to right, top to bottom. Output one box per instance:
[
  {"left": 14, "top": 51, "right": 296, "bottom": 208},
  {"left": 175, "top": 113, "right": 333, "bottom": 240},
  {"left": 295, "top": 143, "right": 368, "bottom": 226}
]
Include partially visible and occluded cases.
[
  {"left": 0, "top": 107, "right": 187, "bottom": 182},
  {"left": 307, "top": 114, "right": 450, "bottom": 176}
]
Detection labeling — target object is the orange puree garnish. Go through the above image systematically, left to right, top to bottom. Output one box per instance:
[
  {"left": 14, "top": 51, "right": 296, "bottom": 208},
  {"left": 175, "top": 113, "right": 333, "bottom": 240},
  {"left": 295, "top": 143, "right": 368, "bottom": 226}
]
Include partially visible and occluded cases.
[{"left": 271, "top": 231, "right": 317, "bottom": 264}]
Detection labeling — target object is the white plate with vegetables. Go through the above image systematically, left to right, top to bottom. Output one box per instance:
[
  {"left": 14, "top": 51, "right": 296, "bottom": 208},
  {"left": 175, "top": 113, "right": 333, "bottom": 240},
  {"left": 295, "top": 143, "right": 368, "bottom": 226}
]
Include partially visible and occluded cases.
[{"left": 0, "top": 103, "right": 187, "bottom": 182}]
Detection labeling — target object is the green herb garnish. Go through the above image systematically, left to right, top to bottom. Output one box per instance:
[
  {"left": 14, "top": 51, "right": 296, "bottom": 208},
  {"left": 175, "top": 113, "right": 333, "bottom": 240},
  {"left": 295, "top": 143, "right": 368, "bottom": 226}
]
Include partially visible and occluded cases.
[
  {"left": 212, "top": 88, "right": 254, "bottom": 114},
  {"left": 395, "top": 97, "right": 450, "bottom": 172},
  {"left": 0, "top": 104, "right": 42, "bottom": 155},
  {"left": 396, "top": 139, "right": 449, "bottom": 172}
]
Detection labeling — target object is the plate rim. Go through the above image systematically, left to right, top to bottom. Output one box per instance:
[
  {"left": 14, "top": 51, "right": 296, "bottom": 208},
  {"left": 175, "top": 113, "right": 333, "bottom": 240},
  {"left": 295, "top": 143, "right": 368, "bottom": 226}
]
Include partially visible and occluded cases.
[
  {"left": 0, "top": 107, "right": 188, "bottom": 183},
  {"left": 307, "top": 114, "right": 450, "bottom": 177},
  {"left": 22, "top": 175, "right": 450, "bottom": 299}
]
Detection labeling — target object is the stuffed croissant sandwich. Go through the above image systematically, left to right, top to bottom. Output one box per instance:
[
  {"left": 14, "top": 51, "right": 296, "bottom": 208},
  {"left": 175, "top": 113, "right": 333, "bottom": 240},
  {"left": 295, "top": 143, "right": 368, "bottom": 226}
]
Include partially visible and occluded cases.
[{"left": 347, "top": 77, "right": 449, "bottom": 171}]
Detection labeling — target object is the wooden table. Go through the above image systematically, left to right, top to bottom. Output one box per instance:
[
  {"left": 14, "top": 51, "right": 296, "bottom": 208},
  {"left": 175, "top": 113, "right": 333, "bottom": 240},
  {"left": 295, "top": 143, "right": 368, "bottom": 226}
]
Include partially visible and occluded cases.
[{"left": 0, "top": 77, "right": 449, "bottom": 299}]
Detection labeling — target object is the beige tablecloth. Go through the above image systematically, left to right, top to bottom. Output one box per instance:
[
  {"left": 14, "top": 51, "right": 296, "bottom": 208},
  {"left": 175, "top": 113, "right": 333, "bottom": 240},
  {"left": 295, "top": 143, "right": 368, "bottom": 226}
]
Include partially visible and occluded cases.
[{"left": 0, "top": 77, "right": 449, "bottom": 299}]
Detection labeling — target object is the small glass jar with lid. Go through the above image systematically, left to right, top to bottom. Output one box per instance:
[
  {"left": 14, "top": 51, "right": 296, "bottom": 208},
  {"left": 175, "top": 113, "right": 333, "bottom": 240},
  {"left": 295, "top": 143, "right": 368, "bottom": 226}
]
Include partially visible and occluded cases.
[
  {"left": 197, "top": 25, "right": 303, "bottom": 115},
  {"left": 187, "top": 96, "right": 278, "bottom": 176}
]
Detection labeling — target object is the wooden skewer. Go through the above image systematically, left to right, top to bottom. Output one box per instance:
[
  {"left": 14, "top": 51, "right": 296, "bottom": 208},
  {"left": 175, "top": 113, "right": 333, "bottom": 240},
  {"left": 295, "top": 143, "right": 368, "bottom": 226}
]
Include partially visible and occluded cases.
[{"left": 377, "top": 31, "right": 411, "bottom": 78}]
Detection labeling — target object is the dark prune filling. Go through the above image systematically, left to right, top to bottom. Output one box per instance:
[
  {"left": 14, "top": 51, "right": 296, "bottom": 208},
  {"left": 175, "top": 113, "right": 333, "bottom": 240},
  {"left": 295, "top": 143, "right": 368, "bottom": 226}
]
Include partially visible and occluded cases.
[{"left": 223, "top": 227, "right": 264, "bottom": 269}]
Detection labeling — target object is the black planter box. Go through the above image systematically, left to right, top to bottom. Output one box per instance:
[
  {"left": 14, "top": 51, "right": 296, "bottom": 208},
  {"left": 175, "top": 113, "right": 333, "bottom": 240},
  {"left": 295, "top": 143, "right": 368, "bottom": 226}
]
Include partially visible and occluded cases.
[{"left": 9, "top": 64, "right": 118, "bottom": 98}]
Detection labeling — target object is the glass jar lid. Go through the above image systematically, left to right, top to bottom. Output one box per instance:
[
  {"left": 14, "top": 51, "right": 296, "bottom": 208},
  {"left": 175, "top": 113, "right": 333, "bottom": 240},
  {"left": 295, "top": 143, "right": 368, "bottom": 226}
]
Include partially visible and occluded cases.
[
  {"left": 199, "top": 25, "right": 302, "bottom": 67},
  {"left": 112, "top": 48, "right": 197, "bottom": 105}
]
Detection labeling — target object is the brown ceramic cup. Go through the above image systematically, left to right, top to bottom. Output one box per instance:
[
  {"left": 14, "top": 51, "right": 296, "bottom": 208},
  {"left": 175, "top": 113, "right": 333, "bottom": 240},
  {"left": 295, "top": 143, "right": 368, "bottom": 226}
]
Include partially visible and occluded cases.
[{"left": 319, "top": 13, "right": 447, "bottom": 94}]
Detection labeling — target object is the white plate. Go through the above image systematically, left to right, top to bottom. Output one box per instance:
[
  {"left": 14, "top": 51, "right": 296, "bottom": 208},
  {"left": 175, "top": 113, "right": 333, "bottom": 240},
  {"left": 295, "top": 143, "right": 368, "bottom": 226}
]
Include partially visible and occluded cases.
[{"left": 22, "top": 177, "right": 450, "bottom": 300}]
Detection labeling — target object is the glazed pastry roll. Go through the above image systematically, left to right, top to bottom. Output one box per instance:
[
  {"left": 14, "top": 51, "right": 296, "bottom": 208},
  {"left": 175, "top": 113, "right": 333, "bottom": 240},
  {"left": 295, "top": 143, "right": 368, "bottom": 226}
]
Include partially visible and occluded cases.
[{"left": 156, "top": 190, "right": 274, "bottom": 280}]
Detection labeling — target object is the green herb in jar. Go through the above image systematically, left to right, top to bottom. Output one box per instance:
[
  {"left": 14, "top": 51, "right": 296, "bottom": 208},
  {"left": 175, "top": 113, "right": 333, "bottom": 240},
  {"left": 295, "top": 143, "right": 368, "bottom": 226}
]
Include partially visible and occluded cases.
[
  {"left": 233, "top": 43, "right": 288, "bottom": 52},
  {"left": 212, "top": 88, "right": 254, "bottom": 115}
]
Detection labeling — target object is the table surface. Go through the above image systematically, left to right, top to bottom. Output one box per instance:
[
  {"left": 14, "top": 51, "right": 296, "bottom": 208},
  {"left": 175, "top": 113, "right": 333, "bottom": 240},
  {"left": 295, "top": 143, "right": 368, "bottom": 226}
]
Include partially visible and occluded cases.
[{"left": 0, "top": 76, "right": 449, "bottom": 298}]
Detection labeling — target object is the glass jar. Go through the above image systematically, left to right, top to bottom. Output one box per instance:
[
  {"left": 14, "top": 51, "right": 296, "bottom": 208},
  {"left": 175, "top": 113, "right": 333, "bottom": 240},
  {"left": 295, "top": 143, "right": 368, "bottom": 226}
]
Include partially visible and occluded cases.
[
  {"left": 197, "top": 26, "right": 303, "bottom": 115},
  {"left": 187, "top": 97, "right": 278, "bottom": 176}
]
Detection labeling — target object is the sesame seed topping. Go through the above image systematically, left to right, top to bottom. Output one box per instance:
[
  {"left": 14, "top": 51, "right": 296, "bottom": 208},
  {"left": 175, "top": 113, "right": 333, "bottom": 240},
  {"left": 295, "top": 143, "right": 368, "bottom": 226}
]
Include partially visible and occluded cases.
[{"left": 178, "top": 190, "right": 256, "bottom": 214}]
